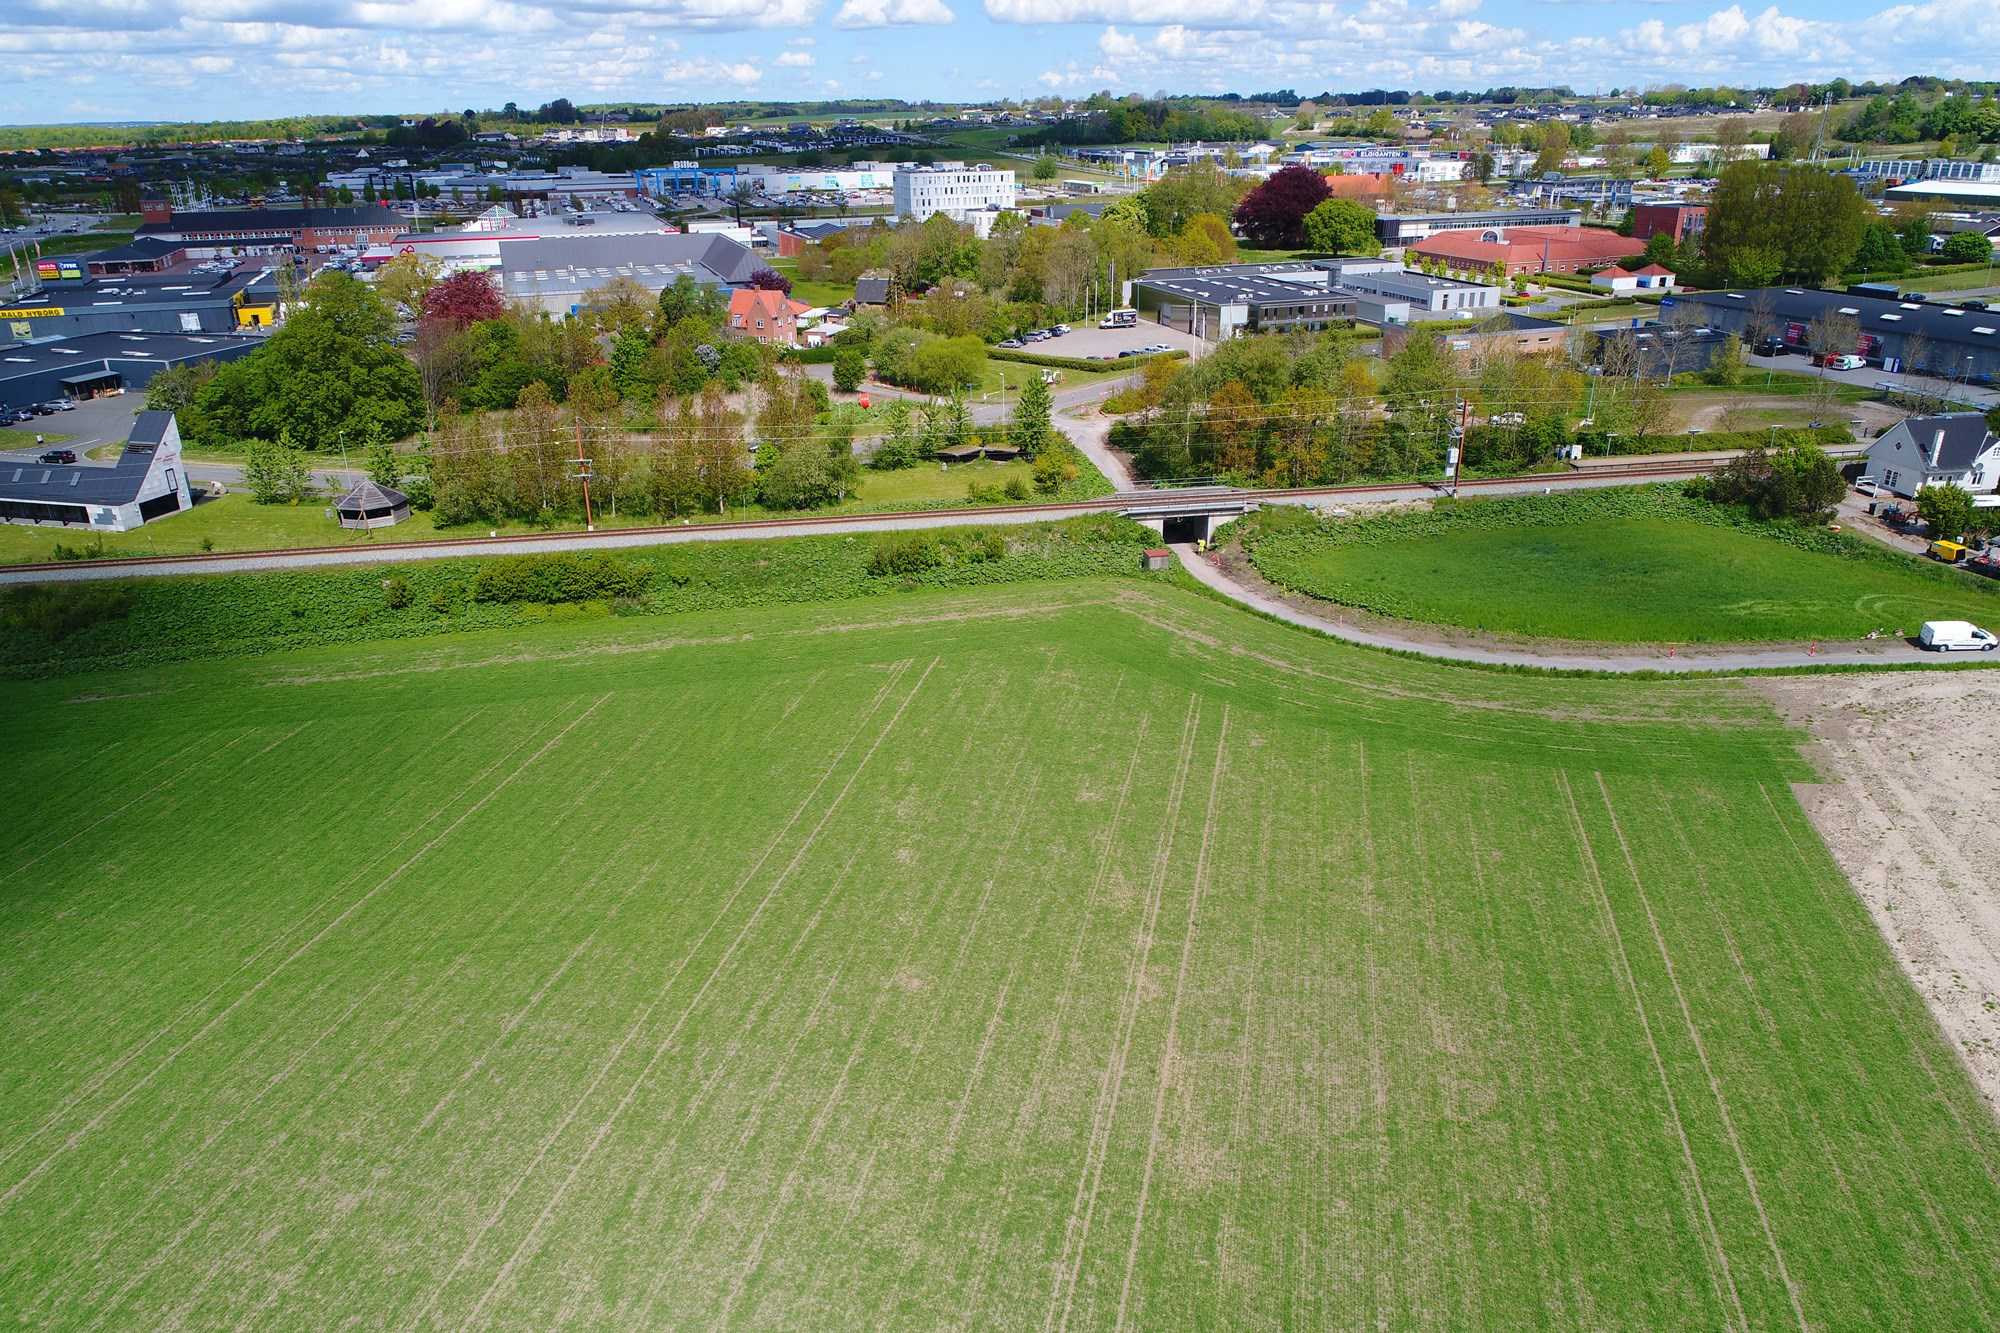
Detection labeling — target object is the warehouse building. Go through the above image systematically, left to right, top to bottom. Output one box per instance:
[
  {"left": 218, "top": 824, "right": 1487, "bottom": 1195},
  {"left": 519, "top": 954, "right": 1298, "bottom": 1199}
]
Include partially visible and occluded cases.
[
  {"left": 137, "top": 201, "right": 405, "bottom": 251},
  {"left": 1374, "top": 207, "right": 1581, "bottom": 246},
  {"left": 494, "top": 231, "right": 762, "bottom": 315},
  {"left": 84, "top": 237, "right": 190, "bottom": 276},
  {"left": 1131, "top": 264, "right": 1359, "bottom": 340},
  {"left": 1, "top": 269, "right": 282, "bottom": 342},
  {"left": 1675, "top": 286, "right": 2000, "bottom": 385},
  {"left": 0, "top": 331, "right": 261, "bottom": 410},
  {"left": 0, "top": 411, "right": 190, "bottom": 532}
]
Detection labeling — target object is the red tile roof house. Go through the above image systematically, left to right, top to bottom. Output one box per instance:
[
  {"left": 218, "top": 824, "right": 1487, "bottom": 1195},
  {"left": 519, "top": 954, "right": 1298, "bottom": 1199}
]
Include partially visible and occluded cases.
[
  {"left": 1409, "top": 225, "right": 1643, "bottom": 277},
  {"left": 728, "top": 288, "right": 811, "bottom": 346}
]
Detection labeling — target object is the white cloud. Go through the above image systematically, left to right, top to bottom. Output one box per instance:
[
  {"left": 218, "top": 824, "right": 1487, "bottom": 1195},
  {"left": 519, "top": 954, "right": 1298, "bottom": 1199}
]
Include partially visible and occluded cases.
[
  {"left": 834, "top": 0, "right": 953, "bottom": 25},
  {"left": 989, "top": 0, "right": 1254, "bottom": 22},
  {"left": 1097, "top": 23, "right": 1140, "bottom": 57},
  {"left": 775, "top": 48, "right": 814, "bottom": 64}
]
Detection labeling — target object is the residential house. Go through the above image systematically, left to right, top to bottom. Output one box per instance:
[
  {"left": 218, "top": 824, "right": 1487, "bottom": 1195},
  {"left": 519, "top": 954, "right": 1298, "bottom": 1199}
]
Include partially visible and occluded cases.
[
  {"left": 1590, "top": 263, "right": 1677, "bottom": 295},
  {"left": 729, "top": 288, "right": 809, "bottom": 345},
  {"left": 1864, "top": 413, "right": 2000, "bottom": 498}
]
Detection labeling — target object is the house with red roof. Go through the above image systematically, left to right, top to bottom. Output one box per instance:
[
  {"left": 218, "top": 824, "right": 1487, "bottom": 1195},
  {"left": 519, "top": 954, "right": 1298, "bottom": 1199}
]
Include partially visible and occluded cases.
[
  {"left": 1408, "top": 224, "right": 1642, "bottom": 277},
  {"left": 1590, "top": 263, "right": 1677, "bottom": 296},
  {"left": 728, "top": 288, "right": 811, "bottom": 346}
]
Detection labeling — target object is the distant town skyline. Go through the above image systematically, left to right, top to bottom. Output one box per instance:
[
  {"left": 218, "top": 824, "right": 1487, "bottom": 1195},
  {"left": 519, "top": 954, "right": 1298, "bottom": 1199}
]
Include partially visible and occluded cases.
[{"left": 2, "top": 0, "right": 1996, "bottom": 127}]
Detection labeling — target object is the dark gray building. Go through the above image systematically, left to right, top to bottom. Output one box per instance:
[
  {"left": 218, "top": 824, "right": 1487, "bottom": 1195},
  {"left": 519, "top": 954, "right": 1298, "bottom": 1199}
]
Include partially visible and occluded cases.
[
  {"left": 496, "top": 231, "right": 762, "bottom": 314},
  {"left": 1131, "top": 263, "right": 1359, "bottom": 340},
  {"left": 2, "top": 269, "right": 282, "bottom": 342},
  {"left": 1675, "top": 286, "right": 2000, "bottom": 385},
  {"left": 0, "top": 331, "right": 261, "bottom": 410},
  {"left": 0, "top": 410, "right": 191, "bottom": 532}
]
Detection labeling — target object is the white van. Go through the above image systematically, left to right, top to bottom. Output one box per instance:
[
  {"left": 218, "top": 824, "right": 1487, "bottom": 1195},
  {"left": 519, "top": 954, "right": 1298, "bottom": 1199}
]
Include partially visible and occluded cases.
[{"left": 1919, "top": 621, "right": 1998, "bottom": 651}]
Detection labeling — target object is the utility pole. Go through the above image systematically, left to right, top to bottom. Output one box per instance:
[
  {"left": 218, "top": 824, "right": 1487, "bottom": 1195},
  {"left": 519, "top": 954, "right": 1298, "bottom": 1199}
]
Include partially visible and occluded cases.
[
  {"left": 1452, "top": 397, "right": 1469, "bottom": 496},
  {"left": 574, "top": 417, "right": 595, "bottom": 530}
]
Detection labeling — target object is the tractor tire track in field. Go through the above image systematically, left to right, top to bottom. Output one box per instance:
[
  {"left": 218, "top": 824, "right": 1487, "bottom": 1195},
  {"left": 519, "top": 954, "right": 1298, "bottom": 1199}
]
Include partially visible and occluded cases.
[
  {"left": 425, "top": 659, "right": 937, "bottom": 1330},
  {"left": 953, "top": 677, "right": 1143, "bottom": 1329},
  {"left": 0, "top": 695, "right": 611, "bottom": 1217},
  {"left": 1048, "top": 695, "right": 1202, "bottom": 1333},
  {"left": 0, "top": 700, "right": 568, "bottom": 1184},
  {"left": 0, "top": 705, "right": 523, "bottom": 1176},
  {"left": 1114, "top": 706, "right": 1231, "bottom": 1332},
  {"left": 56, "top": 710, "right": 668, "bottom": 1308},
  {"left": 0, "top": 729, "right": 247, "bottom": 883},
  {"left": 1556, "top": 769, "right": 1748, "bottom": 1333},
  {"left": 1594, "top": 772, "right": 1809, "bottom": 1333}
]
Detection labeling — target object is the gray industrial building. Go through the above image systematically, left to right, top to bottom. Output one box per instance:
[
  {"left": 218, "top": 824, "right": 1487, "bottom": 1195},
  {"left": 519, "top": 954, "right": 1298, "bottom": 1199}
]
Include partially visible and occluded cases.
[
  {"left": 1374, "top": 207, "right": 1582, "bottom": 246},
  {"left": 494, "top": 232, "right": 763, "bottom": 315},
  {"left": 1131, "top": 264, "right": 1359, "bottom": 340},
  {"left": 2, "top": 269, "right": 282, "bottom": 342},
  {"left": 1675, "top": 286, "right": 2000, "bottom": 385},
  {"left": 0, "top": 331, "right": 261, "bottom": 410},
  {"left": 0, "top": 410, "right": 191, "bottom": 532}
]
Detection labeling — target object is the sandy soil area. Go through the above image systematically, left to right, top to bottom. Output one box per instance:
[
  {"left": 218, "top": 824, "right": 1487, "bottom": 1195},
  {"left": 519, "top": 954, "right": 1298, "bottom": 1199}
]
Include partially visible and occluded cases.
[{"left": 1759, "top": 672, "right": 2000, "bottom": 1113}]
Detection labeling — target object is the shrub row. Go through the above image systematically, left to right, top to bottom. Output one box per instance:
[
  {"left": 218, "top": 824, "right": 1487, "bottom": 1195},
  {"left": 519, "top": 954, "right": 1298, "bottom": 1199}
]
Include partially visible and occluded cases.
[
  {"left": 986, "top": 346, "right": 1187, "bottom": 373},
  {"left": 1589, "top": 424, "right": 1852, "bottom": 457},
  {"left": 1, "top": 516, "right": 1162, "bottom": 679},
  {"left": 471, "top": 552, "right": 651, "bottom": 605}
]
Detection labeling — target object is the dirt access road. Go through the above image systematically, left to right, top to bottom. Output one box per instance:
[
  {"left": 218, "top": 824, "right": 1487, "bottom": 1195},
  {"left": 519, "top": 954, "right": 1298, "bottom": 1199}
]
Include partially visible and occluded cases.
[{"left": 1761, "top": 673, "right": 2000, "bottom": 1114}]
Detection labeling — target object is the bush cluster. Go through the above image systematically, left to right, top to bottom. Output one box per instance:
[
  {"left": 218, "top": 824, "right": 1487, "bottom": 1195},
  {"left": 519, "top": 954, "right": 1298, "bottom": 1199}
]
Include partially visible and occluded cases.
[{"left": 471, "top": 552, "right": 651, "bottom": 604}]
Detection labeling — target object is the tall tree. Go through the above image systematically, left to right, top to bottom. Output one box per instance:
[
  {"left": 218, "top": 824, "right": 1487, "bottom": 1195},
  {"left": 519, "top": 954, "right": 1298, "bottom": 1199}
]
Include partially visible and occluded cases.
[
  {"left": 1703, "top": 161, "right": 1867, "bottom": 285},
  {"left": 1233, "top": 165, "right": 1333, "bottom": 247},
  {"left": 1301, "top": 199, "right": 1377, "bottom": 255},
  {"left": 421, "top": 270, "right": 506, "bottom": 329},
  {"left": 1011, "top": 372, "right": 1053, "bottom": 460}
]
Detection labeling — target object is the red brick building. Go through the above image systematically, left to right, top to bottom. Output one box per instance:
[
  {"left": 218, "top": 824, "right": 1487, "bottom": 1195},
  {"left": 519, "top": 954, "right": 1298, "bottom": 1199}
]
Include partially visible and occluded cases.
[
  {"left": 137, "top": 201, "right": 406, "bottom": 251},
  {"left": 1629, "top": 203, "right": 1706, "bottom": 245},
  {"left": 1408, "top": 225, "right": 1643, "bottom": 277},
  {"left": 729, "top": 288, "right": 810, "bottom": 346}
]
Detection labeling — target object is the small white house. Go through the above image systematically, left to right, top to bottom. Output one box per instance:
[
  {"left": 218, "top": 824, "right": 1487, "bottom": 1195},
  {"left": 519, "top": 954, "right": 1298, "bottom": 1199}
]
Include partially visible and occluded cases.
[
  {"left": 1591, "top": 263, "right": 1677, "bottom": 295},
  {"left": 0, "top": 411, "right": 190, "bottom": 532},
  {"left": 1864, "top": 412, "right": 2000, "bottom": 498}
]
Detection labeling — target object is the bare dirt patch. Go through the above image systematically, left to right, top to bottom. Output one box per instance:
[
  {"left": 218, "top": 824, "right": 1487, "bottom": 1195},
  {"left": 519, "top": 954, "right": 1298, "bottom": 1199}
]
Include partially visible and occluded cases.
[{"left": 1758, "top": 672, "right": 2000, "bottom": 1114}]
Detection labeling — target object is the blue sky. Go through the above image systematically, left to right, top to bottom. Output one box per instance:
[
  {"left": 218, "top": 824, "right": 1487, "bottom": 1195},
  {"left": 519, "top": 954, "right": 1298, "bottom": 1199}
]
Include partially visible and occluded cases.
[{"left": 0, "top": 0, "right": 1993, "bottom": 125}]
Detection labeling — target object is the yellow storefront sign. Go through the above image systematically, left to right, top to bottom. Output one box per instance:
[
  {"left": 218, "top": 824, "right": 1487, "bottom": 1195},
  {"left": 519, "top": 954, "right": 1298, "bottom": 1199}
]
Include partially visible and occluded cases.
[{"left": 0, "top": 307, "right": 64, "bottom": 319}]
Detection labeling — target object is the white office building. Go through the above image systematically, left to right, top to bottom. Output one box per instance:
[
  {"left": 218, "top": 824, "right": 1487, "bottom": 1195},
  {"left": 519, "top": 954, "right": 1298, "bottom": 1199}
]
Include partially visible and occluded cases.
[{"left": 893, "top": 163, "right": 1016, "bottom": 233}]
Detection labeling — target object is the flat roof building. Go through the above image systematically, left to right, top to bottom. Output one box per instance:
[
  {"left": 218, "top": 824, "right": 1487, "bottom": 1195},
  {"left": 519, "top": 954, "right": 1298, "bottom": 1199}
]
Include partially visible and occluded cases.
[
  {"left": 137, "top": 202, "right": 405, "bottom": 250},
  {"left": 1375, "top": 207, "right": 1582, "bottom": 246},
  {"left": 1409, "top": 225, "right": 1641, "bottom": 276},
  {"left": 1131, "top": 263, "right": 1359, "bottom": 340},
  {"left": 2, "top": 271, "right": 282, "bottom": 342},
  {"left": 1676, "top": 286, "right": 2000, "bottom": 384},
  {"left": 0, "top": 330, "right": 262, "bottom": 410}
]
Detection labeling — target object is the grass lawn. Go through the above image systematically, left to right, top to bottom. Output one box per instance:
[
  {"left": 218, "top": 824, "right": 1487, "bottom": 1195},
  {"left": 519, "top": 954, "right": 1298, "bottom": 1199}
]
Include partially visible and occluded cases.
[
  {"left": 765, "top": 258, "right": 856, "bottom": 309},
  {"left": 1852, "top": 264, "right": 1997, "bottom": 295},
  {"left": 1669, "top": 370, "right": 1875, "bottom": 402},
  {"left": 1253, "top": 506, "right": 2000, "bottom": 642},
  {"left": 3, "top": 576, "right": 1998, "bottom": 1326}
]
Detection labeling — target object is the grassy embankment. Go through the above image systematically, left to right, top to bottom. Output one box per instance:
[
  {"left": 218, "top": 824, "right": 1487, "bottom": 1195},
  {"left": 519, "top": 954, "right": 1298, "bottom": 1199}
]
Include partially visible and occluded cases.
[{"left": 1246, "top": 485, "right": 2000, "bottom": 643}]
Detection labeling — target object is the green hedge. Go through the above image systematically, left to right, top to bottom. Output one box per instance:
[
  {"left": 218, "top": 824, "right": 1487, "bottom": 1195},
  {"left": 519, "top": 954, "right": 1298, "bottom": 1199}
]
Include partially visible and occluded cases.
[
  {"left": 986, "top": 346, "right": 1187, "bottom": 373},
  {"left": 2, "top": 516, "right": 1161, "bottom": 679},
  {"left": 471, "top": 552, "right": 651, "bottom": 604}
]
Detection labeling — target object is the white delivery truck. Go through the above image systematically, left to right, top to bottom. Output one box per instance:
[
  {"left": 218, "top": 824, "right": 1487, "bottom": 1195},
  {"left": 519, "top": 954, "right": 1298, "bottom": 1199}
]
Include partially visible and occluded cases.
[{"left": 1919, "top": 621, "right": 1998, "bottom": 651}]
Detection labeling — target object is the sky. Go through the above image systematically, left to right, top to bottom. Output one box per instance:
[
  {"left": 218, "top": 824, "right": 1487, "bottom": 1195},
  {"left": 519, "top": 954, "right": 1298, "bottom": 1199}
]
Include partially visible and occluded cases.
[{"left": 0, "top": 0, "right": 1996, "bottom": 126}]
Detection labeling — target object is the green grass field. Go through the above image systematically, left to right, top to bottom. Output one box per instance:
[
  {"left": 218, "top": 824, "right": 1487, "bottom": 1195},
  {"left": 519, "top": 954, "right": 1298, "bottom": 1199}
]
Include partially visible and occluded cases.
[
  {"left": 1250, "top": 491, "right": 2000, "bottom": 643},
  {"left": 3, "top": 576, "right": 2000, "bottom": 1326}
]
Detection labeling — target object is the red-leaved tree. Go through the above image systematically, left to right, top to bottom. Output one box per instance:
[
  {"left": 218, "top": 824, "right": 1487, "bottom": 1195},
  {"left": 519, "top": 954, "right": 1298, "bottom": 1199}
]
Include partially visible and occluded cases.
[
  {"left": 1232, "top": 166, "right": 1334, "bottom": 247},
  {"left": 746, "top": 267, "right": 793, "bottom": 295},
  {"left": 421, "top": 270, "right": 506, "bottom": 328}
]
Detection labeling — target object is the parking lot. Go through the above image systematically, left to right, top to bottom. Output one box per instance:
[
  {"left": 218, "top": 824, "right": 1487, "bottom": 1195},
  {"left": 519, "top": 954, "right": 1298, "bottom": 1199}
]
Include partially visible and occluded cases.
[
  {"left": 1012, "top": 319, "right": 1207, "bottom": 360},
  {"left": 0, "top": 393, "right": 146, "bottom": 462}
]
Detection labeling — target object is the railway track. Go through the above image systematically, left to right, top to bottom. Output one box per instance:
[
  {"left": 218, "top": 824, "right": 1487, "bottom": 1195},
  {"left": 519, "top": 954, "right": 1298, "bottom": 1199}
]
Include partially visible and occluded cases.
[{"left": 0, "top": 456, "right": 1725, "bottom": 581}]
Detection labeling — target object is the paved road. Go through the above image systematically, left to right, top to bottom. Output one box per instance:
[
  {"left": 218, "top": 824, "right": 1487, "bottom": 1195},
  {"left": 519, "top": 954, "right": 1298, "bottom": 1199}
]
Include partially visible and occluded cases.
[{"left": 1169, "top": 544, "right": 1966, "bottom": 674}]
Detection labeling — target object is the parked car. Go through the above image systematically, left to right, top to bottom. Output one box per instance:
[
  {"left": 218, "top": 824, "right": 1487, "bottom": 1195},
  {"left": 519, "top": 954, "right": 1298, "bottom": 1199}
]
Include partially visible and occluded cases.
[
  {"left": 1961, "top": 299, "right": 1988, "bottom": 311},
  {"left": 1052, "top": 324, "right": 1071, "bottom": 335},
  {"left": 1754, "top": 336, "right": 1788, "bottom": 357},
  {"left": 997, "top": 338, "right": 1023, "bottom": 349},
  {"left": 1822, "top": 354, "right": 1866, "bottom": 371},
  {"left": 43, "top": 400, "right": 74, "bottom": 413},
  {"left": 38, "top": 448, "right": 77, "bottom": 465},
  {"left": 1919, "top": 620, "right": 1997, "bottom": 651}
]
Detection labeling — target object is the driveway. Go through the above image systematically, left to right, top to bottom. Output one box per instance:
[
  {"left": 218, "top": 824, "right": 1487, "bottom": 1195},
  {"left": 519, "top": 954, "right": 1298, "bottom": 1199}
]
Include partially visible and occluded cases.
[{"left": 0, "top": 394, "right": 145, "bottom": 461}]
